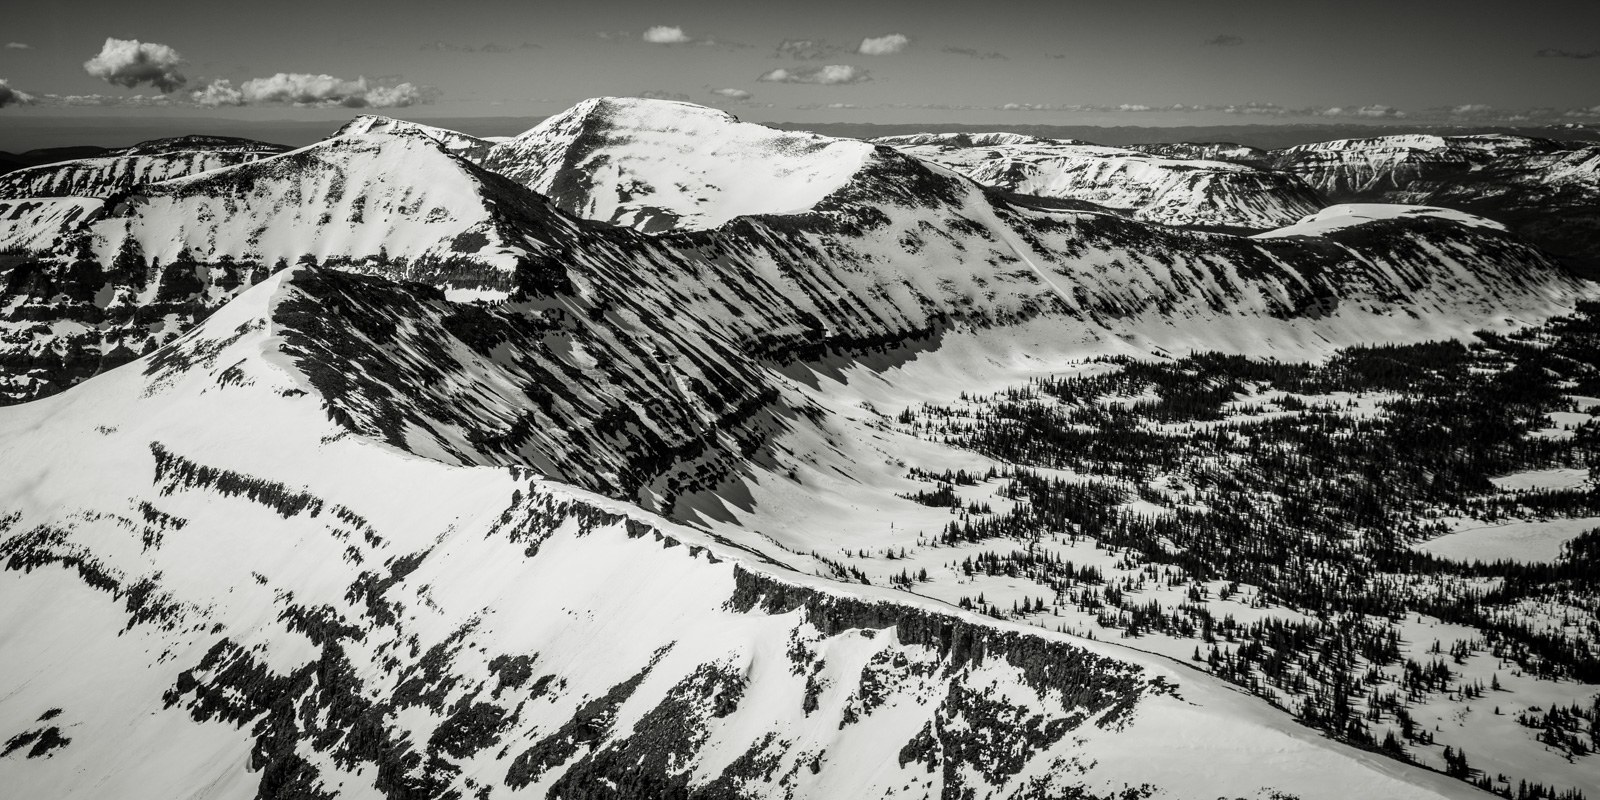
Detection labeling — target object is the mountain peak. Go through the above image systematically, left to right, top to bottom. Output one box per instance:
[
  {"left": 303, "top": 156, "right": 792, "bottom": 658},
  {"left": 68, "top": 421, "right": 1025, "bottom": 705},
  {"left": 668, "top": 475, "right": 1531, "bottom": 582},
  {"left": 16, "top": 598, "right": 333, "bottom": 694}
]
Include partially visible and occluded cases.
[{"left": 482, "top": 98, "right": 877, "bottom": 231}]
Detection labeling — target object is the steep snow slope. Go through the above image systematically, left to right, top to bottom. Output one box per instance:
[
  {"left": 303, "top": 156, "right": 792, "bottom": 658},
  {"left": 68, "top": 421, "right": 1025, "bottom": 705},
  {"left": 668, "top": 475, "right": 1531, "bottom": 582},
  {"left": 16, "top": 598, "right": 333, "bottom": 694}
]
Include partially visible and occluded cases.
[
  {"left": 479, "top": 97, "right": 877, "bottom": 231},
  {"left": 85, "top": 130, "right": 567, "bottom": 289},
  {"left": 878, "top": 133, "right": 1325, "bottom": 230},
  {"left": 0, "top": 136, "right": 287, "bottom": 200},
  {"left": 0, "top": 197, "right": 102, "bottom": 253},
  {"left": 0, "top": 267, "right": 1487, "bottom": 800}
]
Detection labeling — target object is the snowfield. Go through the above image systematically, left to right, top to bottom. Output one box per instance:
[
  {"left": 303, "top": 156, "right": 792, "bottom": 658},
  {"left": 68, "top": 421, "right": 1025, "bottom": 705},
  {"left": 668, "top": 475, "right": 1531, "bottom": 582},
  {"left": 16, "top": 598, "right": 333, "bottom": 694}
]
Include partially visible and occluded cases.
[
  {"left": 1254, "top": 204, "right": 1508, "bottom": 238},
  {"left": 1414, "top": 518, "right": 1600, "bottom": 564}
]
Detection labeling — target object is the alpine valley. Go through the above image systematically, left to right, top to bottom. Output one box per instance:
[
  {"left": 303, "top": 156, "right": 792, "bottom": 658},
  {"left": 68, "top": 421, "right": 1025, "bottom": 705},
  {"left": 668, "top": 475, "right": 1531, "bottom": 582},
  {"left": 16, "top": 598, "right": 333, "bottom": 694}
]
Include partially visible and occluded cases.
[{"left": 0, "top": 97, "right": 1597, "bottom": 800}]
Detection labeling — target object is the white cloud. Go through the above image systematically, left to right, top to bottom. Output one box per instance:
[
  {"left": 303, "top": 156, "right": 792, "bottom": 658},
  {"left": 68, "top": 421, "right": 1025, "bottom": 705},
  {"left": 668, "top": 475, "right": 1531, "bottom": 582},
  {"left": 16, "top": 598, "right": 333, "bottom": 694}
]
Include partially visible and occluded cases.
[
  {"left": 643, "top": 26, "right": 692, "bottom": 44},
  {"left": 858, "top": 33, "right": 909, "bottom": 55},
  {"left": 83, "top": 37, "right": 188, "bottom": 93},
  {"left": 775, "top": 39, "right": 838, "bottom": 60},
  {"left": 5, "top": 42, "right": 30, "bottom": 50},
  {"left": 758, "top": 64, "right": 870, "bottom": 85},
  {"left": 224, "top": 74, "right": 424, "bottom": 107},
  {"left": 0, "top": 79, "right": 36, "bottom": 108},
  {"left": 191, "top": 79, "right": 243, "bottom": 107},
  {"left": 711, "top": 87, "right": 752, "bottom": 100},
  {"left": 35, "top": 93, "right": 176, "bottom": 107},
  {"left": 1224, "top": 102, "right": 1291, "bottom": 116},
  {"left": 1351, "top": 104, "right": 1404, "bottom": 118}
]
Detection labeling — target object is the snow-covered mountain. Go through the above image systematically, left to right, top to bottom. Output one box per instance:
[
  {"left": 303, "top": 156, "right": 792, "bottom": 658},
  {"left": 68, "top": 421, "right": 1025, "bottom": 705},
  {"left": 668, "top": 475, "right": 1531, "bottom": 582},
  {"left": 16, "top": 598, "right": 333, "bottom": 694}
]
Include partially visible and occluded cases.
[
  {"left": 480, "top": 97, "right": 879, "bottom": 232},
  {"left": 1, "top": 102, "right": 1596, "bottom": 799},
  {"left": 1, "top": 110, "right": 1586, "bottom": 410},
  {"left": 332, "top": 114, "right": 501, "bottom": 163},
  {"left": 83, "top": 129, "right": 567, "bottom": 290},
  {"left": 878, "top": 133, "right": 1325, "bottom": 231},
  {"left": 1272, "top": 133, "right": 1600, "bottom": 271},
  {"left": 1271, "top": 134, "right": 1566, "bottom": 197},
  {"left": 0, "top": 135, "right": 288, "bottom": 201},
  {"left": 1128, "top": 141, "right": 1270, "bottom": 165},
  {"left": 0, "top": 197, "right": 102, "bottom": 253},
  {"left": 0, "top": 267, "right": 1496, "bottom": 800}
]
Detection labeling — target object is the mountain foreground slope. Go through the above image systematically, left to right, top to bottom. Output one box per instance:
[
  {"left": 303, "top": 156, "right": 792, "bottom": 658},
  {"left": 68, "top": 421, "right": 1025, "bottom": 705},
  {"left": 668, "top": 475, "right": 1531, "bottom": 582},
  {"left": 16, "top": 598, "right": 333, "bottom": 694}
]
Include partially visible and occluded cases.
[
  {"left": 0, "top": 100, "right": 1596, "bottom": 800},
  {"left": 0, "top": 267, "right": 1492, "bottom": 800}
]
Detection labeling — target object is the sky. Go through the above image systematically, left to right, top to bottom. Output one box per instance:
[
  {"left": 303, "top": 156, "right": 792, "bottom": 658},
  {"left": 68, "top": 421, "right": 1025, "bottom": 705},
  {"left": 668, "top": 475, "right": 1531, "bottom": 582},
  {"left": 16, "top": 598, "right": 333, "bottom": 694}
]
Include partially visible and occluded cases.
[{"left": 1, "top": 0, "right": 1598, "bottom": 128}]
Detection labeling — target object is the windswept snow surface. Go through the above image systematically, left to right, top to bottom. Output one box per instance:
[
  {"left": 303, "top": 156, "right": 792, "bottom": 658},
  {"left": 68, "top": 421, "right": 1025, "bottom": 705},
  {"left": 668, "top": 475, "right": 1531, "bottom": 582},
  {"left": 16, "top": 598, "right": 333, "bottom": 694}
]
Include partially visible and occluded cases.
[{"left": 481, "top": 97, "right": 876, "bottom": 231}]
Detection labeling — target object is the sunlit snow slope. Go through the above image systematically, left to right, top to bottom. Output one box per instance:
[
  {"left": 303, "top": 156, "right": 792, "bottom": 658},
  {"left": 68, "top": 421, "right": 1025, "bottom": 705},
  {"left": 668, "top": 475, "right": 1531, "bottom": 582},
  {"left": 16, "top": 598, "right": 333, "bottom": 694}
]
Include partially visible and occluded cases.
[{"left": 480, "top": 97, "right": 877, "bottom": 231}]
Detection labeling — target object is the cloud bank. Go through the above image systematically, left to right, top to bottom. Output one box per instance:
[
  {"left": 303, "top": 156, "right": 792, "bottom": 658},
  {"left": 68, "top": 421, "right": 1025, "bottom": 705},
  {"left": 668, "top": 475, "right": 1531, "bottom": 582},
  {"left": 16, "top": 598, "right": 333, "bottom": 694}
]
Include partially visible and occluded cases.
[
  {"left": 643, "top": 26, "right": 692, "bottom": 44},
  {"left": 858, "top": 34, "right": 909, "bottom": 55},
  {"left": 1204, "top": 34, "right": 1246, "bottom": 47},
  {"left": 83, "top": 37, "right": 188, "bottom": 93},
  {"left": 775, "top": 39, "right": 840, "bottom": 60},
  {"left": 5, "top": 43, "right": 29, "bottom": 50},
  {"left": 758, "top": 64, "right": 870, "bottom": 85},
  {"left": 193, "top": 74, "right": 426, "bottom": 108},
  {"left": 0, "top": 79, "right": 35, "bottom": 108},
  {"left": 710, "top": 87, "right": 753, "bottom": 101}
]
